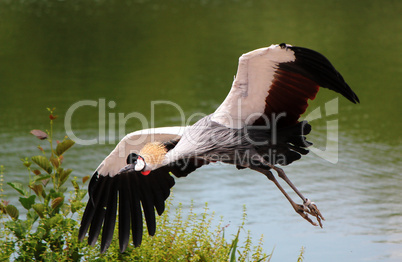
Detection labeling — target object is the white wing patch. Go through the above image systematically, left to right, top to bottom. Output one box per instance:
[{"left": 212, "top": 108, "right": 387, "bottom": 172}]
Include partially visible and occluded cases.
[
  {"left": 211, "top": 44, "right": 296, "bottom": 128},
  {"left": 96, "top": 126, "right": 187, "bottom": 177}
]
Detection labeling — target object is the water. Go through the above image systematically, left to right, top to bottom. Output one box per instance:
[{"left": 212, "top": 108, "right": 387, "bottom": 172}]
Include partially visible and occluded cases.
[{"left": 0, "top": 0, "right": 401, "bottom": 261}]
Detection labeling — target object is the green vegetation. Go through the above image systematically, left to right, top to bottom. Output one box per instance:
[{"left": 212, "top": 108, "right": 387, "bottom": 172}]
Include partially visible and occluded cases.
[{"left": 0, "top": 109, "right": 277, "bottom": 261}]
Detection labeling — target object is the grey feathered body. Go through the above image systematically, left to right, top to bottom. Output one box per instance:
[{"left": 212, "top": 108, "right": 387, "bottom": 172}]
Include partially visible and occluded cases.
[{"left": 165, "top": 114, "right": 311, "bottom": 168}]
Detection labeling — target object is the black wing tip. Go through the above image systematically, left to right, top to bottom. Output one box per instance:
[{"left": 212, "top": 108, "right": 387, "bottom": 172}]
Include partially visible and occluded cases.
[
  {"left": 286, "top": 45, "right": 360, "bottom": 105},
  {"left": 338, "top": 80, "right": 360, "bottom": 104},
  {"left": 343, "top": 88, "right": 360, "bottom": 104},
  {"left": 350, "top": 90, "right": 360, "bottom": 104},
  {"left": 349, "top": 94, "right": 360, "bottom": 104},
  {"left": 80, "top": 167, "right": 177, "bottom": 253},
  {"left": 78, "top": 172, "right": 121, "bottom": 253},
  {"left": 78, "top": 172, "right": 101, "bottom": 243},
  {"left": 78, "top": 226, "right": 88, "bottom": 242},
  {"left": 133, "top": 234, "right": 143, "bottom": 248},
  {"left": 119, "top": 239, "right": 129, "bottom": 253},
  {"left": 100, "top": 248, "right": 107, "bottom": 254}
]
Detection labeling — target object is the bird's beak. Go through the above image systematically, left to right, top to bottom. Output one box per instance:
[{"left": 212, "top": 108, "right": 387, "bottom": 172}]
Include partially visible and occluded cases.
[
  {"left": 134, "top": 156, "right": 146, "bottom": 171},
  {"left": 119, "top": 164, "right": 136, "bottom": 174}
]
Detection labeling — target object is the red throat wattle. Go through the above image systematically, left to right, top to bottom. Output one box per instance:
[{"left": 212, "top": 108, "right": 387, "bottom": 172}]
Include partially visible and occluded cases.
[{"left": 141, "top": 170, "right": 151, "bottom": 176}]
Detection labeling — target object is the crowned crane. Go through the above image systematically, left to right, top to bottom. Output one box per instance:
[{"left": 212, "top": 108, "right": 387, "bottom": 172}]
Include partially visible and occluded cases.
[{"left": 78, "top": 43, "right": 359, "bottom": 253}]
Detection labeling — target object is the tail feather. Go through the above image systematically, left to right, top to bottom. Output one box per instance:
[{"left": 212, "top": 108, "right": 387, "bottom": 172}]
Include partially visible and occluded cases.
[{"left": 249, "top": 121, "right": 312, "bottom": 166}]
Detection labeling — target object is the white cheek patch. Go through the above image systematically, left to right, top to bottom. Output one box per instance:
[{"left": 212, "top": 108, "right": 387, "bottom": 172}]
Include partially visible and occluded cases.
[{"left": 135, "top": 157, "right": 145, "bottom": 171}]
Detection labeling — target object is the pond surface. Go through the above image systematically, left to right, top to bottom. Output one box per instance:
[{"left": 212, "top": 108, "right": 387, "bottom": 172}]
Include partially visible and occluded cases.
[{"left": 0, "top": 1, "right": 401, "bottom": 261}]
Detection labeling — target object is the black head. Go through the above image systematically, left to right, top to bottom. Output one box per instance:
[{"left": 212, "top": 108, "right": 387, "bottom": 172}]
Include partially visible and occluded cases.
[
  {"left": 125, "top": 152, "right": 147, "bottom": 173},
  {"left": 127, "top": 153, "right": 139, "bottom": 165}
]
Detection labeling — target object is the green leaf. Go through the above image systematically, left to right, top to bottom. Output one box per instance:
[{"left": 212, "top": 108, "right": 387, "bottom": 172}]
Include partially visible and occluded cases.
[
  {"left": 55, "top": 139, "right": 75, "bottom": 156},
  {"left": 32, "top": 155, "right": 53, "bottom": 174},
  {"left": 49, "top": 155, "right": 59, "bottom": 168},
  {"left": 22, "top": 159, "right": 31, "bottom": 168},
  {"left": 59, "top": 168, "right": 72, "bottom": 186},
  {"left": 34, "top": 174, "right": 51, "bottom": 182},
  {"left": 82, "top": 175, "right": 90, "bottom": 184},
  {"left": 71, "top": 179, "right": 79, "bottom": 190},
  {"left": 7, "top": 182, "right": 27, "bottom": 196},
  {"left": 29, "top": 184, "right": 44, "bottom": 198},
  {"left": 76, "top": 189, "right": 87, "bottom": 201},
  {"left": 49, "top": 190, "right": 63, "bottom": 199},
  {"left": 19, "top": 195, "right": 36, "bottom": 210},
  {"left": 51, "top": 196, "right": 64, "bottom": 210},
  {"left": 70, "top": 200, "right": 85, "bottom": 213},
  {"left": 0, "top": 202, "right": 6, "bottom": 214},
  {"left": 32, "top": 203, "right": 45, "bottom": 218},
  {"left": 5, "top": 205, "right": 19, "bottom": 220},
  {"left": 26, "top": 209, "right": 39, "bottom": 223},
  {"left": 46, "top": 214, "right": 63, "bottom": 228},
  {"left": 5, "top": 220, "right": 29, "bottom": 239},
  {"left": 35, "top": 225, "right": 47, "bottom": 239},
  {"left": 229, "top": 228, "right": 240, "bottom": 262},
  {"left": 34, "top": 242, "right": 47, "bottom": 261}
]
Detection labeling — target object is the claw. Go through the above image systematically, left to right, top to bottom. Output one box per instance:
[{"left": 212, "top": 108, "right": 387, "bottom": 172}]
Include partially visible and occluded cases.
[
  {"left": 251, "top": 165, "right": 326, "bottom": 228},
  {"left": 303, "top": 198, "right": 325, "bottom": 228},
  {"left": 291, "top": 199, "right": 325, "bottom": 227},
  {"left": 294, "top": 203, "right": 318, "bottom": 226}
]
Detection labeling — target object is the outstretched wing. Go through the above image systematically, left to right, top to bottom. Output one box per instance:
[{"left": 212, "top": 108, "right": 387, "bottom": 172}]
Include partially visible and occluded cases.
[
  {"left": 211, "top": 43, "right": 359, "bottom": 128},
  {"left": 78, "top": 126, "right": 207, "bottom": 253},
  {"left": 95, "top": 126, "right": 187, "bottom": 177},
  {"left": 78, "top": 168, "right": 175, "bottom": 253}
]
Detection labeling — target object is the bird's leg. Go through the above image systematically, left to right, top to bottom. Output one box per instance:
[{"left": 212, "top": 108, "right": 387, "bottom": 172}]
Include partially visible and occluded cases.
[
  {"left": 254, "top": 155, "right": 324, "bottom": 226},
  {"left": 249, "top": 161, "right": 324, "bottom": 227},
  {"left": 265, "top": 164, "right": 324, "bottom": 227},
  {"left": 250, "top": 166, "right": 320, "bottom": 227}
]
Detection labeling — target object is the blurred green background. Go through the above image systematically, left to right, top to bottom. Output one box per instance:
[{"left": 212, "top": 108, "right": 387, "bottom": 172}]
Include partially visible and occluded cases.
[{"left": 0, "top": 0, "right": 401, "bottom": 261}]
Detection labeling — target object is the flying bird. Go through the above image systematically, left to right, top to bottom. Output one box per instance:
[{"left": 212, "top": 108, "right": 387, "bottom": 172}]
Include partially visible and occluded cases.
[{"left": 78, "top": 43, "right": 359, "bottom": 253}]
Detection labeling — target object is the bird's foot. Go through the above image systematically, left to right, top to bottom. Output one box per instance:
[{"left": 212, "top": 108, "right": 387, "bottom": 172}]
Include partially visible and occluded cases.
[{"left": 292, "top": 198, "right": 325, "bottom": 228}]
